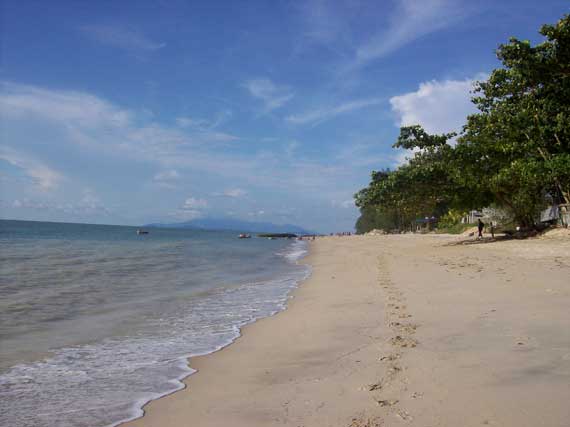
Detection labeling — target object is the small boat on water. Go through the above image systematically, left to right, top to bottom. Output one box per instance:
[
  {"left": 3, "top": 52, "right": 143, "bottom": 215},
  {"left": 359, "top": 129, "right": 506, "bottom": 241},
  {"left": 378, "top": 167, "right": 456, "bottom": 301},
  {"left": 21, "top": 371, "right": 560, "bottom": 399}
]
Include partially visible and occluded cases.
[
  {"left": 137, "top": 229, "right": 149, "bottom": 235},
  {"left": 238, "top": 233, "right": 251, "bottom": 239}
]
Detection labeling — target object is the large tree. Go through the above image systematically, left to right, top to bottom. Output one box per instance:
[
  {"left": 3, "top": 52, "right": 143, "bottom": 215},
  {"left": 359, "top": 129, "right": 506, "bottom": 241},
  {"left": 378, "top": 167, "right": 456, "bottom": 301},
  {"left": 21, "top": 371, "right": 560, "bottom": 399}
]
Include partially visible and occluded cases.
[
  {"left": 355, "top": 14, "right": 570, "bottom": 231},
  {"left": 458, "top": 14, "right": 570, "bottom": 225},
  {"left": 354, "top": 127, "right": 459, "bottom": 232}
]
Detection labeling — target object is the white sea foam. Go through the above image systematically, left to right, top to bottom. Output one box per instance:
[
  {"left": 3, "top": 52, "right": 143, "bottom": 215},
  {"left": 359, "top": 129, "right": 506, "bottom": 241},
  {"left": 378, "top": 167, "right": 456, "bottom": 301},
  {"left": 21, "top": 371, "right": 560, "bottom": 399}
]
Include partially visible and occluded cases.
[
  {"left": 0, "top": 239, "right": 310, "bottom": 427},
  {"left": 276, "top": 239, "right": 309, "bottom": 262}
]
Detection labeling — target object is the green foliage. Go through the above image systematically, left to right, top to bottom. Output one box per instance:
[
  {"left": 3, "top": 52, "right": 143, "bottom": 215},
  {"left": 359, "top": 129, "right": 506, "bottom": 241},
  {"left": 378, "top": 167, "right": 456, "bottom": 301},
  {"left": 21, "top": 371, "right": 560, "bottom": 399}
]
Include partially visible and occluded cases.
[
  {"left": 354, "top": 14, "right": 570, "bottom": 231},
  {"left": 459, "top": 14, "right": 570, "bottom": 223},
  {"left": 395, "top": 125, "right": 456, "bottom": 149},
  {"left": 355, "top": 205, "right": 398, "bottom": 234},
  {"left": 438, "top": 209, "right": 467, "bottom": 229},
  {"left": 435, "top": 223, "right": 473, "bottom": 235}
]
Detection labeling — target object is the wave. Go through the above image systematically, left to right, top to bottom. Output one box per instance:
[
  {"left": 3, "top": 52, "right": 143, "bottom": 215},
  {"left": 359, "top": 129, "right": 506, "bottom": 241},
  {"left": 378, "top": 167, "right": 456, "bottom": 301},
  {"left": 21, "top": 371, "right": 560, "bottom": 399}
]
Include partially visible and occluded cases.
[{"left": 0, "top": 240, "right": 310, "bottom": 427}]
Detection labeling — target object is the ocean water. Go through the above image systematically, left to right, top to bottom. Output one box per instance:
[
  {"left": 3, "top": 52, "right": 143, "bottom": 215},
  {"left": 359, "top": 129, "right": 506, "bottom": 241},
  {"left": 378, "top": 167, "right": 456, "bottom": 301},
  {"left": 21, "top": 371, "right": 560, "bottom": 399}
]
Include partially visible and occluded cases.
[{"left": 0, "top": 220, "right": 310, "bottom": 427}]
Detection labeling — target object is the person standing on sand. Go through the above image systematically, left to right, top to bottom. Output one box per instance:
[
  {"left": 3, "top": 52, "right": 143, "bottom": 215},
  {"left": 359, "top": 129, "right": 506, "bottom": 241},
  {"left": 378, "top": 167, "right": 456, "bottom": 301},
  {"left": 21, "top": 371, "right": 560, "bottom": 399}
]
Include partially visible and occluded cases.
[{"left": 477, "top": 218, "right": 485, "bottom": 239}]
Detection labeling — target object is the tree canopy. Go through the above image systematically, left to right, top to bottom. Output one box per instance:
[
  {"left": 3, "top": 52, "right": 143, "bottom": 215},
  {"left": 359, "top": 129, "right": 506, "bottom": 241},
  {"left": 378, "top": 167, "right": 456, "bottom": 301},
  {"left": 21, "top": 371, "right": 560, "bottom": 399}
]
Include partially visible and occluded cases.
[{"left": 355, "top": 14, "right": 570, "bottom": 233}]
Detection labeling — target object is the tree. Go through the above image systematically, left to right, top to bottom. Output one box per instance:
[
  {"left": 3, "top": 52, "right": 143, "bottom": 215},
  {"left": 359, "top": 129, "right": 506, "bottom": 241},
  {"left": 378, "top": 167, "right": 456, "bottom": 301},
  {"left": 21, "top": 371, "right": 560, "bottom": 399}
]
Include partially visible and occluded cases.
[
  {"left": 354, "top": 14, "right": 570, "bottom": 231},
  {"left": 458, "top": 14, "right": 570, "bottom": 226},
  {"left": 354, "top": 127, "right": 459, "bottom": 232}
]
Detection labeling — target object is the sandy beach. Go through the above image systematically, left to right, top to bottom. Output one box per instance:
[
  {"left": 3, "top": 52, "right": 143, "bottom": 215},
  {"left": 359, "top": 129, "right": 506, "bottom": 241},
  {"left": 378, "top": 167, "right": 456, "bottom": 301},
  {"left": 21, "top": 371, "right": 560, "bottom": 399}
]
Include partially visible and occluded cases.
[{"left": 124, "top": 232, "right": 570, "bottom": 427}]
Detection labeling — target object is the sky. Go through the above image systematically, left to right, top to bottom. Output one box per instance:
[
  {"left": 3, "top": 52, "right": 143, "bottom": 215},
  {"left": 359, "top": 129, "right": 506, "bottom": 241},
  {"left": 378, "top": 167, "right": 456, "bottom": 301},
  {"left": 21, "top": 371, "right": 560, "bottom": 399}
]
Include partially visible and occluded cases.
[{"left": 1, "top": 0, "right": 568, "bottom": 232}]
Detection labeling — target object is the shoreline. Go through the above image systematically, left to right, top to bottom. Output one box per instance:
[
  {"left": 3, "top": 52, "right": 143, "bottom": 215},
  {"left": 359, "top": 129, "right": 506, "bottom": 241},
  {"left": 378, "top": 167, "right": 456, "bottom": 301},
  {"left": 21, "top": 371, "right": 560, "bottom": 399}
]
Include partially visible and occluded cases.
[
  {"left": 124, "top": 232, "right": 570, "bottom": 427},
  {"left": 113, "top": 240, "right": 313, "bottom": 427}
]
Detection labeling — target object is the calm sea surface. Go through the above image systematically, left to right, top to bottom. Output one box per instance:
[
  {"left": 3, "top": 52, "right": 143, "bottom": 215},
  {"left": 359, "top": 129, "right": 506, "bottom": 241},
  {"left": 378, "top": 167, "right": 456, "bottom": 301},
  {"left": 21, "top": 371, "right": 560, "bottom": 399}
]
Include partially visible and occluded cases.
[{"left": 0, "top": 220, "right": 309, "bottom": 427}]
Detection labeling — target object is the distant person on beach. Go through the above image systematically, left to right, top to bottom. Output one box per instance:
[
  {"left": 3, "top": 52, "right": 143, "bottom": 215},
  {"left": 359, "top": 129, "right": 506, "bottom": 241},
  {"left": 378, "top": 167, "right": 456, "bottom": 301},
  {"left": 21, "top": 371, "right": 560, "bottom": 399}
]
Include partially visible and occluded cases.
[{"left": 477, "top": 219, "right": 484, "bottom": 239}]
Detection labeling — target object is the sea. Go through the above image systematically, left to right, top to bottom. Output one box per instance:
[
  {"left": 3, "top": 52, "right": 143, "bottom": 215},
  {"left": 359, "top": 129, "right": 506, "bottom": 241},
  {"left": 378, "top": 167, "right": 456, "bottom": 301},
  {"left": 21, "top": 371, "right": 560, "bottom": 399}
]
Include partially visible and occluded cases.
[{"left": 0, "top": 219, "right": 310, "bottom": 427}]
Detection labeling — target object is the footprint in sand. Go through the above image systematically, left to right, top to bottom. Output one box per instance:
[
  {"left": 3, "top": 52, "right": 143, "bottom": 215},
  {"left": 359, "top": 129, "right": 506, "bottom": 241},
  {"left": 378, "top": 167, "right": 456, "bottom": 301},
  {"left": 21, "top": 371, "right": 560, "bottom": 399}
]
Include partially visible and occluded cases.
[
  {"left": 390, "top": 335, "right": 418, "bottom": 348},
  {"left": 379, "top": 354, "right": 400, "bottom": 362}
]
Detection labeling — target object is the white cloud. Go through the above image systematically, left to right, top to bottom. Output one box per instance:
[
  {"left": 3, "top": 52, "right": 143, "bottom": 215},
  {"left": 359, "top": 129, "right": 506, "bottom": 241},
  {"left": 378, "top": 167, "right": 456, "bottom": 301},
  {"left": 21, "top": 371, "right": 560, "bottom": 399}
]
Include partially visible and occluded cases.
[
  {"left": 356, "top": 0, "right": 468, "bottom": 65},
  {"left": 80, "top": 24, "right": 165, "bottom": 52},
  {"left": 389, "top": 75, "right": 484, "bottom": 166},
  {"left": 390, "top": 76, "right": 483, "bottom": 134},
  {"left": 243, "top": 78, "right": 294, "bottom": 112},
  {"left": 0, "top": 81, "right": 371, "bottom": 231},
  {"left": 0, "top": 82, "right": 131, "bottom": 128},
  {"left": 0, "top": 82, "right": 239, "bottom": 163},
  {"left": 286, "top": 97, "right": 383, "bottom": 126},
  {"left": 176, "top": 110, "right": 232, "bottom": 130},
  {"left": 176, "top": 117, "right": 209, "bottom": 129},
  {"left": 0, "top": 146, "right": 63, "bottom": 191},
  {"left": 153, "top": 170, "right": 180, "bottom": 188},
  {"left": 154, "top": 170, "right": 180, "bottom": 182},
  {"left": 222, "top": 188, "right": 247, "bottom": 198},
  {"left": 76, "top": 189, "right": 111, "bottom": 215},
  {"left": 11, "top": 192, "right": 111, "bottom": 216},
  {"left": 172, "top": 197, "right": 208, "bottom": 221},
  {"left": 182, "top": 197, "right": 208, "bottom": 210},
  {"left": 332, "top": 199, "right": 356, "bottom": 209},
  {"left": 341, "top": 199, "right": 354, "bottom": 209},
  {"left": 170, "top": 209, "right": 203, "bottom": 221}
]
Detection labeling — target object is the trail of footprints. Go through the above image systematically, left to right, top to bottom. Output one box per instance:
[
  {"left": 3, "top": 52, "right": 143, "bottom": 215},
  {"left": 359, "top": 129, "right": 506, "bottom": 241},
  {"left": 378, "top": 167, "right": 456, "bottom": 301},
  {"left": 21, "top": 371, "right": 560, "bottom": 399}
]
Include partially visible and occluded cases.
[{"left": 364, "top": 255, "right": 419, "bottom": 424}]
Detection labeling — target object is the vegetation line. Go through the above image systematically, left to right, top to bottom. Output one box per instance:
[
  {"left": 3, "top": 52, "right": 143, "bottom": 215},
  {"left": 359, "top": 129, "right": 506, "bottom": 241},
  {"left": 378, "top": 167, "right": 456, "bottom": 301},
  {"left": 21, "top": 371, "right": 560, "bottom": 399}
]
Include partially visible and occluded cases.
[{"left": 354, "top": 14, "right": 570, "bottom": 234}]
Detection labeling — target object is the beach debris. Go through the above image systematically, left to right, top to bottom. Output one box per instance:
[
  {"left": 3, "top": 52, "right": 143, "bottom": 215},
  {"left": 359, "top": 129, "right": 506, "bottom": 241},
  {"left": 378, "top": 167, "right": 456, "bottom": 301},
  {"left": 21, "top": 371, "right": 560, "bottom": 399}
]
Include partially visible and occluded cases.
[
  {"left": 379, "top": 354, "right": 399, "bottom": 362},
  {"left": 388, "top": 364, "right": 402, "bottom": 374},
  {"left": 368, "top": 380, "right": 384, "bottom": 391},
  {"left": 375, "top": 399, "right": 399, "bottom": 407},
  {"left": 396, "top": 410, "right": 413, "bottom": 421},
  {"left": 349, "top": 416, "right": 384, "bottom": 427}
]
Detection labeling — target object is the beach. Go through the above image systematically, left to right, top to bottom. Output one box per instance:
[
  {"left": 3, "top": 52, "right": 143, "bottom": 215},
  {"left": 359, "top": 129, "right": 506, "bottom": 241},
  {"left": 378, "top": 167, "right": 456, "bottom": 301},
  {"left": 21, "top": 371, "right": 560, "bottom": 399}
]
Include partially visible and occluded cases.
[{"left": 124, "top": 232, "right": 570, "bottom": 427}]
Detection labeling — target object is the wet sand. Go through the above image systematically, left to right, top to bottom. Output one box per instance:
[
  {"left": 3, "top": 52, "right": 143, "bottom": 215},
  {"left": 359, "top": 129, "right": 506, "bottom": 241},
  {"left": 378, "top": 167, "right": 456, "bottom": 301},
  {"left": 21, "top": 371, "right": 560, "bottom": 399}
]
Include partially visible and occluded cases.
[{"left": 124, "top": 231, "right": 570, "bottom": 427}]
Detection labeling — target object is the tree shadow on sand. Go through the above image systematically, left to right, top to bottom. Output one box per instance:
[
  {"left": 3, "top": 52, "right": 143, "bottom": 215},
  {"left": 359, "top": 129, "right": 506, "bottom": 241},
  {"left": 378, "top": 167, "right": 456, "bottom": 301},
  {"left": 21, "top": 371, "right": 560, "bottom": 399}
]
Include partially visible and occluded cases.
[{"left": 443, "top": 236, "right": 512, "bottom": 246}]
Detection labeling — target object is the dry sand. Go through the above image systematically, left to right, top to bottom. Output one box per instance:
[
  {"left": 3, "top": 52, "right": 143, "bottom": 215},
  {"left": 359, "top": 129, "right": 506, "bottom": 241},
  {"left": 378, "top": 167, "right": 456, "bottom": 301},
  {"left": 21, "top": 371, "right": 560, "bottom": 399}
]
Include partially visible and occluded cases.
[{"left": 124, "top": 231, "right": 570, "bottom": 427}]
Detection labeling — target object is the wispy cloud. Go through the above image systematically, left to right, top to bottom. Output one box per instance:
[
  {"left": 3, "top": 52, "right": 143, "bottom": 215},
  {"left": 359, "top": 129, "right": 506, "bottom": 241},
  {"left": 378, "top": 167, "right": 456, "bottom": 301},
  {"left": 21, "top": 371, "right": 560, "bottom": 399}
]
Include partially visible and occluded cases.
[
  {"left": 296, "top": 0, "right": 353, "bottom": 53},
  {"left": 298, "top": 0, "right": 472, "bottom": 72},
  {"left": 355, "top": 0, "right": 467, "bottom": 66},
  {"left": 80, "top": 24, "right": 165, "bottom": 52},
  {"left": 243, "top": 78, "right": 294, "bottom": 112},
  {"left": 1, "top": 81, "right": 373, "bottom": 231},
  {"left": 0, "top": 82, "right": 131, "bottom": 128},
  {"left": 0, "top": 82, "right": 239, "bottom": 162},
  {"left": 286, "top": 97, "right": 383, "bottom": 126},
  {"left": 175, "top": 110, "right": 237, "bottom": 142},
  {"left": 176, "top": 110, "right": 233, "bottom": 131},
  {"left": 0, "top": 146, "right": 62, "bottom": 191},
  {"left": 152, "top": 169, "right": 180, "bottom": 189},
  {"left": 154, "top": 170, "right": 180, "bottom": 181},
  {"left": 213, "top": 188, "right": 247, "bottom": 198},
  {"left": 11, "top": 191, "right": 111, "bottom": 216},
  {"left": 170, "top": 196, "right": 208, "bottom": 221},
  {"left": 182, "top": 197, "right": 208, "bottom": 209},
  {"left": 332, "top": 199, "right": 355, "bottom": 209}
]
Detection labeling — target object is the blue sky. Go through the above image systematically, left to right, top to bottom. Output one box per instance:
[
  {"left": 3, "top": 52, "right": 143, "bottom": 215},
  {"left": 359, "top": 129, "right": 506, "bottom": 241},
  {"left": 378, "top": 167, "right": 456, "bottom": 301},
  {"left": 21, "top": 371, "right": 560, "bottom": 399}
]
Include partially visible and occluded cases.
[{"left": 1, "top": 0, "right": 568, "bottom": 232}]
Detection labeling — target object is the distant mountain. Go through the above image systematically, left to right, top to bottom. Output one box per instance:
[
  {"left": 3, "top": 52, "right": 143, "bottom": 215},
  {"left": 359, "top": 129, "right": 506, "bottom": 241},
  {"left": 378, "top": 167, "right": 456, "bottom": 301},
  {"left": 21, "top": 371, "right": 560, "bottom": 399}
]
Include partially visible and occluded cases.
[{"left": 145, "top": 218, "right": 314, "bottom": 235}]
